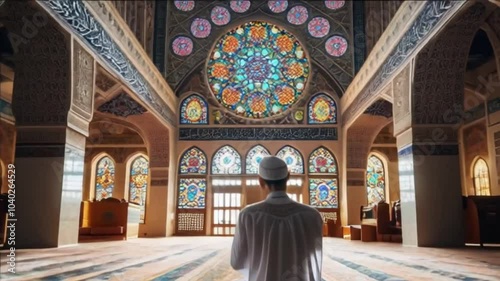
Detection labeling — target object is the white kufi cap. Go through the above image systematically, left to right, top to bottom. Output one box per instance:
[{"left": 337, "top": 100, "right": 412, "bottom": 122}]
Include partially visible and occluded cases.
[{"left": 258, "top": 156, "right": 289, "bottom": 181}]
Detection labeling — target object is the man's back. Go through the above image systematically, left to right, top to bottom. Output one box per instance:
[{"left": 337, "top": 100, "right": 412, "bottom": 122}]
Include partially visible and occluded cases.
[{"left": 231, "top": 192, "right": 323, "bottom": 281}]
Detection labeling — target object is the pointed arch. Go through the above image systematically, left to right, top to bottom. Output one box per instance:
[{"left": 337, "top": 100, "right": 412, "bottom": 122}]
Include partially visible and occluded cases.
[
  {"left": 307, "top": 93, "right": 337, "bottom": 124},
  {"left": 179, "top": 94, "right": 208, "bottom": 125},
  {"left": 212, "top": 145, "right": 241, "bottom": 174},
  {"left": 245, "top": 145, "right": 271, "bottom": 174},
  {"left": 276, "top": 145, "right": 304, "bottom": 174},
  {"left": 179, "top": 146, "right": 208, "bottom": 174},
  {"left": 308, "top": 146, "right": 338, "bottom": 174},
  {"left": 126, "top": 153, "right": 149, "bottom": 223},
  {"left": 93, "top": 154, "right": 116, "bottom": 201},
  {"left": 366, "top": 154, "right": 386, "bottom": 205},
  {"left": 472, "top": 157, "right": 491, "bottom": 196}
]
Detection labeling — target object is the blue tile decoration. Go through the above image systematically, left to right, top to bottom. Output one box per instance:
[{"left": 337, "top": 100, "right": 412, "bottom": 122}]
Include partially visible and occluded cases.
[
  {"left": 40, "top": 0, "right": 176, "bottom": 126},
  {"left": 343, "top": 1, "right": 464, "bottom": 123},
  {"left": 179, "top": 127, "right": 338, "bottom": 141},
  {"left": 151, "top": 251, "right": 219, "bottom": 280},
  {"left": 328, "top": 255, "right": 401, "bottom": 281}
]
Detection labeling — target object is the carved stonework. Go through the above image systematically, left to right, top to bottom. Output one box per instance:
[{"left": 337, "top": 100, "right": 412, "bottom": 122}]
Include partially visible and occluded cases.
[
  {"left": 41, "top": 0, "right": 177, "bottom": 126},
  {"left": 343, "top": 1, "right": 465, "bottom": 124},
  {"left": 413, "top": 3, "right": 488, "bottom": 124},
  {"left": 72, "top": 42, "right": 94, "bottom": 121},
  {"left": 393, "top": 65, "right": 411, "bottom": 121},
  {"left": 95, "top": 71, "right": 117, "bottom": 93},
  {"left": 98, "top": 93, "right": 147, "bottom": 117},
  {"left": 364, "top": 99, "right": 393, "bottom": 118},
  {"left": 179, "top": 128, "right": 338, "bottom": 141}
]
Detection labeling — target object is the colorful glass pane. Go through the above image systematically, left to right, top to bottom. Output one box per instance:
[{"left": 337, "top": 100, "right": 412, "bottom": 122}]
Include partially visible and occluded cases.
[
  {"left": 230, "top": 0, "right": 251, "bottom": 13},
  {"left": 268, "top": 0, "right": 288, "bottom": 13},
  {"left": 325, "top": 0, "right": 345, "bottom": 10},
  {"left": 174, "top": 1, "right": 195, "bottom": 11},
  {"left": 211, "top": 6, "right": 231, "bottom": 26},
  {"left": 287, "top": 6, "right": 308, "bottom": 25},
  {"left": 308, "top": 17, "right": 330, "bottom": 38},
  {"left": 191, "top": 18, "right": 211, "bottom": 39},
  {"left": 207, "top": 21, "right": 310, "bottom": 119},
  {"left": 172, "top": 36, "right": 193, "bottom": 56},
  {"left": 326, "top": 36, "right": 348, "bottom": 57},
  {"left": 308, "top": 94, "right": 337, "bottom": 124},
  {"left": 180, "top": 95, "right": 208, "bottom": 124},
  {"left": 246, "top": 145, "right": 271, "bottom": 174},
  {"left": 212, "top": 146, "right": 241, "bottom": 174},
  {"left": 276, "top": 146, "right": 304, "bottom": 174},
  {"left": 179, "top": 147, "right": 207, "bottom": 174},
  {"left": 309, "top": 147, "right": 337, "bottom": 174},
  {"left": 366, "top": 155, "right": 385, "bottom": 205},
  {"left": 95, "top": 156, "right": 115, "bottom": 201},
  {"left": 129, "top": 156, "right": 148, "bottom": 223},
  {"left": 473, "top": 158, "right": 491, "bottom": 196},
  {"left": 178, "top": 178, "right": 206, "bottom": 208},
  {"left": 309, "top": 178, "right": 338, "bottom": 208}
]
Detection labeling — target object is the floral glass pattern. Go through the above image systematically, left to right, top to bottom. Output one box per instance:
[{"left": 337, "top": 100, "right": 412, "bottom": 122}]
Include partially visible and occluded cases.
[
  {"left": 230, "top": 0, "right": 251, "bottom": 13},
  {"left": 268, "top": 0, "right": 288, "bottom": 13},
  {"left": 324, "top": 0, "right": 345, "bottom": 10},
  {"left": 174, "top": 1, "right": 195, "bottom": 12},
  {"left": 211, "top": 6, "right": 231, "bottom": 26},
  {"left": 287, "top": 6, "right": 308, "bottom": 25},
  {"left": 308, "top": 17, "right": 330, "bottom": 38},
  {"left": 191, "top": 18, "right": 212, "bottom": 39},
  {"left": 207, "top": 21, "right": 310, "bottom": 119},
  {"left": 172, "top": 36, "right": 193, "bottom": 56},
  {"left": 325, "top": 36, "right": 348, "bottom": 57},
  {"left": 308, "top": 93, "right": 337, "bottom": 124},
  {"left": 180, "top": 95, "right": 208, "bottom": 124},
  {"left": 246, "top": 145, "right": 271, "bottom": 174},
  {"left": 212, "top": 146, "right": 241, "bottom": 174},
  {"left": 276, "top": 146, "right": 304, "bottom": 174},
  {"left": 179, "top": 147, "right": 207, "bottom": 174},
  {"left": 309, "top": 147, "right": 337, "bottom": 174},
  {"left": 366, "top": 155, "right": 385, "bottom": 205},
  {"left": 95, "top": 156, "right": 115, "bottom": 201},
  {"left": 129, "top": 156, "right": 148, "bottom": 223},
  {"left": 473, "top": 158, "right": 491, "bottom": 196},
  {"left": 178, "top": 178, "right": 206, "bottom": 208},
  {"left": 309, "top": 178, "right": 338, "bottom": 208}
]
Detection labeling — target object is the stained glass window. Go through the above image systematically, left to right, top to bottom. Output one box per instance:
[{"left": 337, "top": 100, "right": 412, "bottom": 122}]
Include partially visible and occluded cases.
[
  {"left": 230, "top": 0, "right": 251, "bottom": 13},
  {"left": 268, "top": 0, "right": 288, "bottom": 13},
  {"left": 325, "top": 0, "right": 345, "bottom": 10},
  {"left": 174, "top": 1, "right": 195, "bottom": 11},
  {"left": 211, "top": 6, "right": 231, "bottom": 26},
  {"left": 287, "top": 6, "right": 308, "bottom": 25},
  {"left": 308, "top": 17, "right": 330, "bottom": 38},
  {"left": 191, "top": 18, "right": 212, "bottom": 39},
  {"left": 207, "top": 21, "right": 310, "bottom": 119},
  {"left": 172, "top": 36, "right": 193, "bottom": 57},
  {"left": 325, "top": 36, "right": 348, "bottom": 57},
  {"left": 308, "top": 93, "right": 337, "bottom": 124},
  {"left": 180, "top": 95, "right": 208, "bottom": 124},
  {"left": 246, "top": 145, "right": 271, "bottom": 174},
  {"left": 212, "top": 146, "right": 241, "bottom": 174},
  {"left": 276, "top": 146, "right": 304, "bottom": 174},
  {"left": 179, "top": 147, "right": 207, "bottom": 174},
  {"left": 309, "top": 147, "right": 337, "bottom": 174},
  {"left": 366, "top": 155, "right": 386, "bottom": 205},
  {"left": 95, "top": 156, "right": 115, "bottom": 201},
  {"left": 129, "top": 156, "right": 149, "bottom": 223},
  {"left": 473, "top": 158, "right": 491, "bottom": 196},
  {"left": 178, "top": 178, "right": 207, "bottom": 208},
  {"left": 309, "top": 178, "right": 338, "bottom": 208}
]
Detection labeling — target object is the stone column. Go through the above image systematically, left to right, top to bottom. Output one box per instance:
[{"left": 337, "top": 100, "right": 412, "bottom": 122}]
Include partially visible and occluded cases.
[{"left": 5, "top": 2, "right": 95, "bottom": 247}]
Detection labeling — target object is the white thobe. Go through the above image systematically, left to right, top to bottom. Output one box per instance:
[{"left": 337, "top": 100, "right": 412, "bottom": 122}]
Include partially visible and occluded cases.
[{"left": 231, "top": 191, "right": 323, "bottom": 281}]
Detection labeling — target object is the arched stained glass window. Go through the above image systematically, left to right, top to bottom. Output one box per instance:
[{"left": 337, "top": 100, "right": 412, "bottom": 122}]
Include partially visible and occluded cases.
[
  {"left": 308, "top": 93, "right": 337, "bottom": 124},
  {"left": 180, "top": 94, "right": 208, "bottom": 124},
  {"left": 246, "top": 145, "right": 271, "bottom": 174},
  {"left": 212, "top": 146, "right": 241, "bottom": 174},
  {"left": 276, "top": 146, "right": 304, "bottom": 174},
  {"left": 180, "top": 147, "right": 207, "bottom": 174},
  {"left": 309, "top": 147, "right": 337, "bottom": 174},
  {"left": 366, "top": 155, "right": 385, "bottom": 205},
  {"left": 95, "top": 156, "right": 115, "bottom": 201},
  {"left": 129, "top": 156, "right": 149, "bottom": 223},
  {"left": 473, "top": 158, "right": 491, "bottom": 196},
  {"left": 178, "top": 178, "right": 207, "bottom": 208},
  {"left": 309, "top": 178, "right": 338, "bottom": 208}
]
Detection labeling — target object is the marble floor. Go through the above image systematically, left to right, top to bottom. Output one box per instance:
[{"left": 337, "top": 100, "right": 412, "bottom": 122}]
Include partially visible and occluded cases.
[{"left": 0, "top": 237, "right": 499, "bottom": 281}]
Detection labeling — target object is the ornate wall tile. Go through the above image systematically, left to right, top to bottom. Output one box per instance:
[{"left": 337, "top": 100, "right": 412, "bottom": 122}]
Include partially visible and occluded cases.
[
  {"left": 72, "top": 42, "right": 94, "bottom": 121},
  {"left": 98, "top": 93, "right": 147, "bottom": 117},
  {"left": 364, "top": 99, "right": 392, "bottom": 118},
  {"left": 179, "top": 127, "right": 338, "bottom": 141}
]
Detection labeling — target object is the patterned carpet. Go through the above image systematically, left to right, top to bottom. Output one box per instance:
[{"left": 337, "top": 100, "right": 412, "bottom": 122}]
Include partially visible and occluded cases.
[{"left": 1, "top": 237, "right": 499, "bottom": 280}]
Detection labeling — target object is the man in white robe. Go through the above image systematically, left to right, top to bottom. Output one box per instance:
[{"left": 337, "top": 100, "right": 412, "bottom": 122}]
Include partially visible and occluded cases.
[{"left": 231, "top": 156, "right": 323, "bottom": 281}]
